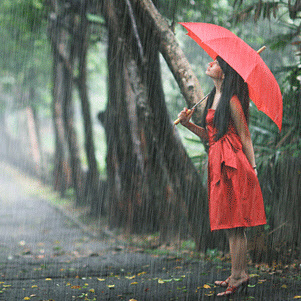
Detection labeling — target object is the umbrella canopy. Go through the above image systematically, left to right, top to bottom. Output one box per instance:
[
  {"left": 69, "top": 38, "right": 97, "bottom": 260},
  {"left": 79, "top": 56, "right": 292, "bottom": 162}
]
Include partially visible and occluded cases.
[{"left": 179, "top": 22, "right": 283, "bottom": 131}]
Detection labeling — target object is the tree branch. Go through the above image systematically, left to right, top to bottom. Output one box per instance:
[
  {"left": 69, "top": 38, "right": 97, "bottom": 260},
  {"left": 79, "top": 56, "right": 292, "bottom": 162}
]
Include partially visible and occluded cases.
[
  {"left": 124, "top": 0, "right": 144, "bottom": 62},
  {"left": 130, "top": 0, "right": 205, "bottom": 124}
]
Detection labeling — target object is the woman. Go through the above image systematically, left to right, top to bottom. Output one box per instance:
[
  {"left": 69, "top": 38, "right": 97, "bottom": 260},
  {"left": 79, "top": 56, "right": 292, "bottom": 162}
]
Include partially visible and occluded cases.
[{"left": 177, "top": 56, "right": 266, "bottom": 297}]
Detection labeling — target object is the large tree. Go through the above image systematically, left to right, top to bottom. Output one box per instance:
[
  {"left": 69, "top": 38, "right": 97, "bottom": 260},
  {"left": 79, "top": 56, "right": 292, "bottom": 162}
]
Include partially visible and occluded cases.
[
  {"left": 47, "top": 0, "right": 101, "bottom": 207},
  {"left": 48, "top": 0, "right": 85, "bottom": 204},
  {"left": 97, "top": 0, "right": 228, "bottom": 250}
]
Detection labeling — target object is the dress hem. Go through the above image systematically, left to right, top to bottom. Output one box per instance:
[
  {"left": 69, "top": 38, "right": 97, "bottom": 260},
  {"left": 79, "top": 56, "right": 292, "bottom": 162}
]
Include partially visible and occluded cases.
[{"left": 210, "top": 220, "right": 267, "bottom": 232}]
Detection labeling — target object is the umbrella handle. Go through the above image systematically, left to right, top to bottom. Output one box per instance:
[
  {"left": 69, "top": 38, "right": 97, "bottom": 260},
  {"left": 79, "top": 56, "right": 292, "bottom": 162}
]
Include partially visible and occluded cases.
[
  {"left": 257, "top": 46, "right": 266, "bottom": 54},
  {"left": 174, "top": 109, "right": 192, "bottom": 125}
]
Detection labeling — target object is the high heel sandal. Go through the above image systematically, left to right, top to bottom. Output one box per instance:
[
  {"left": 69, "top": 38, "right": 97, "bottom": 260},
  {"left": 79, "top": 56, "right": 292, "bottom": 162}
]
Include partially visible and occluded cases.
[
  {"left": 215, "top": 277, "right": 231, "bottom": 287},
  {"left": 217, "top": 277, "right": 249, "bottom": 297}
]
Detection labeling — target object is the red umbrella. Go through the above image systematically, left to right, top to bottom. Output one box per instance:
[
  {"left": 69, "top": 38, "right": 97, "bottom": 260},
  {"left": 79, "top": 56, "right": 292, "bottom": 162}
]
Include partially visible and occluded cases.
[{"left": 179, "top": 22, "right": 283, "bottom": 131}]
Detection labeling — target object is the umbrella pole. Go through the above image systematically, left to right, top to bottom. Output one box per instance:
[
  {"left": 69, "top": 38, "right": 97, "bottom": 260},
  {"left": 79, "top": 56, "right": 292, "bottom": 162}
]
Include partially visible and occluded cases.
[{"left": 174, "top": 93, "right": 209, "bottom": 125}]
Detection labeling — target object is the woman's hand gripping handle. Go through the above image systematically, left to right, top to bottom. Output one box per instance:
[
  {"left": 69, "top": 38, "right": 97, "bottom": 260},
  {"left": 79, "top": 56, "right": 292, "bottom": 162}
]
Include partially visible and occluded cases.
[{"left": 174, "top": 107, "right": 195, "bottom": 126}]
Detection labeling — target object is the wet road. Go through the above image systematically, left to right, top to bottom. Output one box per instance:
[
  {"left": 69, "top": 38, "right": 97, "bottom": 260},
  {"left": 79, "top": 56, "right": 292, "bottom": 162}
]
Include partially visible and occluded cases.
[{"left": 0, "top": 161, "right": 300, "bottom": 300}]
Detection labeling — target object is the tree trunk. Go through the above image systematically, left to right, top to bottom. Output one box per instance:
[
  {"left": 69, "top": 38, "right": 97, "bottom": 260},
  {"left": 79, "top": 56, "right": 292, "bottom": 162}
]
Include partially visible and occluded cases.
[
  {"left": 101, "top": 0, "right": 164, "bottom": 233},
  {"left": 131, "top": 0, "right": 206, "bottom": 125},
  {"left": 73, "top": 2, "right": 101, "bottom": 212},
  {"left": 48, "top": 3, "right": 85, "bottom": 204},
  {"left": 135, "top": 18, "right": 211, "bottom": 248},
  {"left": 49, "top": 26, "right": 71, "bottom": 196},
  {"left": 62, "top": 51, "right": 85, "bottom": 205},
  {"left": 26, "top": 105, "right": 41, "bottom": 176}
]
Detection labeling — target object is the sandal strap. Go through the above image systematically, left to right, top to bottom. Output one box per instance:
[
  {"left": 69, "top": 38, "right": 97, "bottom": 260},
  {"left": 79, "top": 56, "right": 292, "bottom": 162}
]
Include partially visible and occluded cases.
[{"left": 215, "top": 276, "right": 231, "bottom": 287}]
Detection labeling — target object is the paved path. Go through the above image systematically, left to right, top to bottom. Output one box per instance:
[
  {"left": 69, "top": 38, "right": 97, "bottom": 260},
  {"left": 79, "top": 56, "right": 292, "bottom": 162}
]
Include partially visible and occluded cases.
[{"left": 0, "top": 161, "right": 300, "bottom": 300}]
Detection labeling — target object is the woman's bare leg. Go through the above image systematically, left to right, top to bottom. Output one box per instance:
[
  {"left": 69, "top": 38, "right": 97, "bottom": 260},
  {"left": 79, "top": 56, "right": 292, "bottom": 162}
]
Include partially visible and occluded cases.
[
  {"left": 227, "top": 227, "right": 249, "bottom": 281},
  {"left": 217, "top": 228, "right": 249, "bottom": 296}
]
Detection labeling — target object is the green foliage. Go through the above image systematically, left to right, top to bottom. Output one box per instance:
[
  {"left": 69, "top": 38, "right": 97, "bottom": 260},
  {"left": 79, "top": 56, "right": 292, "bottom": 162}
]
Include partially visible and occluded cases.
[
  {"left": 0, "top": 0, "right": 51, "bottom": 110},
  {"left": 0, "top": 0, "right": 48, "bottom": 67},
  {"left": 157, "top": 0, "right": 233, "bottom": 24},
  {"left": 232, "top": 0, "right": 280, "bottom": 22},
  {"left": 87, "top": 13, "right": 105, "bottom": 25}
]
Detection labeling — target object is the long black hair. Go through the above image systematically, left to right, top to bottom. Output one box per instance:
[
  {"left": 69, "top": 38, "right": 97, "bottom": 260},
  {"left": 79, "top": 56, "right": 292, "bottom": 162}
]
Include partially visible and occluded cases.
[{"left": 201, "top": 56, "right": 250, "bottom": 141}]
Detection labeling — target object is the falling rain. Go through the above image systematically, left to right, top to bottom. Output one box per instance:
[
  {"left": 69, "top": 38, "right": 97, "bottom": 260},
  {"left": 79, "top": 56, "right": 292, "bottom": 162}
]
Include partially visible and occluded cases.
[{"left": 0, "top": 0, "right": 300, "bottom": 300}]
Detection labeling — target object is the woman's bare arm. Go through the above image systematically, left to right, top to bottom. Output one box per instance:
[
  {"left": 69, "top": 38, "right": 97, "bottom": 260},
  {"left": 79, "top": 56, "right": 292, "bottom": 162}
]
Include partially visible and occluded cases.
[
  {"left": 230, "top": 96, "right": 257, "bottom": 173},
  {"left": 177, "top": 108, "right": 208, "bottom": 140},
  {"left": 184, "top": 122, "right": 208, "bottom": 140}
]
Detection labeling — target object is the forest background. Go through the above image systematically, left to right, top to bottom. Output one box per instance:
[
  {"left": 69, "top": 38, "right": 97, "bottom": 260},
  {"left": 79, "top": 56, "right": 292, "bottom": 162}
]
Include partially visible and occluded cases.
[{"left": 0, "top": 0, "right": 300, "bottom": 265}]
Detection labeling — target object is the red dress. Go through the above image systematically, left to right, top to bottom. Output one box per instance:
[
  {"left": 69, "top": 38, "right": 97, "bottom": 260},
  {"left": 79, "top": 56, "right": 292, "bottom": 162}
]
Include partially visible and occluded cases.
[{"left": 206, "top": 109, "right": 266, "bottom": 231}]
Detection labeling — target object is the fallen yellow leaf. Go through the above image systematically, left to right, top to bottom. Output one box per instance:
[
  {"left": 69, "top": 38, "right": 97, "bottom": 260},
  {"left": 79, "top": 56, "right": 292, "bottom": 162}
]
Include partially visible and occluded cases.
[
  {"left": 138, "top": 271, "right": 147, "bottom": 276},
  {"left": 125, "top": 275, "right": 136, "bottom": 279},
  {"left": 45, "top": 278, "right": 52, "bottom": 281},
  {"left": 97, "top": 278, "right": 105, "bottom": 281},
  {"left": 158, "top": 279, "right": 165, "bottom": 284},
  {"left": 130, "top": 282, "right": 138, "bottom": 285},
  {"left": 203, "top": 284, "right": 211, "bottom": 289},
  {"left": 281, "top": 284, "right": 287, "bottom": 289},
  {"left": 31, "top": 285, "right": 38, "bottom": 288},
  {"left": 107, "top": 285, "right": 115, "bottom": 289},
  {"left": 89, "top": 289, "right": 95, "bottom": 293},
  {"left": 293, "top": 296, "right": 301, "bottom": 299},
  {"left": 23, "top": 298, "right": 30, "bottom": 300}
]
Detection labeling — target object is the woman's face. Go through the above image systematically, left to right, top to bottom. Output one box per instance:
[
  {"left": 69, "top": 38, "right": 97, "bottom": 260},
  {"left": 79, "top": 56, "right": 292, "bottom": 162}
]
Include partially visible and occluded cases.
[{"left": 206, "top": 60, "right": 224, "bottom": 80}]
